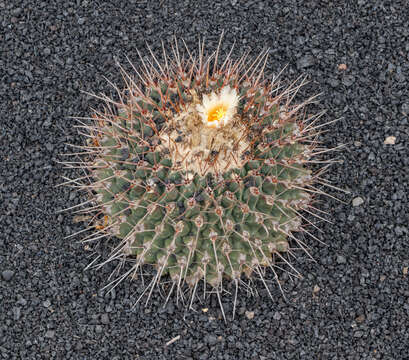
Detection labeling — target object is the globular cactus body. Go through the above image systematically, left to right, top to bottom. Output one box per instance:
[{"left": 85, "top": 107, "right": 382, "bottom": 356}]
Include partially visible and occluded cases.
[{"left": 65, "top": 37, "right": 332, "bottom": 316}]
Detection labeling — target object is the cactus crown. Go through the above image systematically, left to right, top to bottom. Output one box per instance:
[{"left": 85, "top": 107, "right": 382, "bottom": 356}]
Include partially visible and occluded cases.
[{"left": 63, "top": 36, "right": 337, "bottom": 320}]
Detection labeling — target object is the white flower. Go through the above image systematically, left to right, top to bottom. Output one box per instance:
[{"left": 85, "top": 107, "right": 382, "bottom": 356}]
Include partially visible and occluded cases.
[{"left": 196, "top": 86, "right": 239, "bottom": 128}]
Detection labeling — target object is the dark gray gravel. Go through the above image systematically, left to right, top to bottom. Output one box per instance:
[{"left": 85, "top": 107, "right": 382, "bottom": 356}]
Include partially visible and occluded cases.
[{"left": 1, "top": 1, "right": 408, "bottom": 359}]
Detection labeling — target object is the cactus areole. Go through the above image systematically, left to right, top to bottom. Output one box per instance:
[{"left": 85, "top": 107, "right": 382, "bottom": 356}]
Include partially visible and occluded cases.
[{"left": 67, "top": 37, "right": 331, "bottom": 316}]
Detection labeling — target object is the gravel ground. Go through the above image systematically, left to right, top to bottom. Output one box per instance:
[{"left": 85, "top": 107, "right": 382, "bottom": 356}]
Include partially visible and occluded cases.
[{"left": 1, "top": 1, "right": 408, "bottom": 359}]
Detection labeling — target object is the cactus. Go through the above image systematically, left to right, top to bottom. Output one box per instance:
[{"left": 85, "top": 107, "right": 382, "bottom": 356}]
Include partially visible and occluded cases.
[{"left": 62, "top": 36, "right": 337, "bottom": 319}]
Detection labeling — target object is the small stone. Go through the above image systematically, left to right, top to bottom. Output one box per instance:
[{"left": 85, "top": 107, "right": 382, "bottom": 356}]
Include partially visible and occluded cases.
[
  {"left": 12, "top": 7, "right": 22, "bottom": 15},
  {"left": 78, "top": 17, "right": 85, "bottom": 25},
  {"left": 297, "top": 55, "right": 315, "bottom": 69},
  {"left": 338, "top": 63, "right": 347, "bottom": 71},
  {"left": 396, "top": 67, "right": 405, "bottom": 82},
  {"left": 342, "top": 75, "right": 355, "bottom": 87},
  {"left": 328, "top": 78, "right": 339, "bottom": 88},
  {"left": 401, "top": 103, "right": 409, "bottom": 116},
  {"left": 383, "top": 136, "right": 396, "bottom": 145},
  {"left": 354, "top": 141, "right": 362, "bottom": 147},
  {"left": 45, "top": 142, "right": 53, "bottom": 152},
  {"left": 352, "top": 197, "right": 364, "bottom": 206},
  {"left": 395, "top": 227, "right": 404, "bottom": 236},
  {"left": 337, "top": 255, "right": 347, "bottom": 264},
  {"left": 403, "top": 267, "right": 408, "bottom": 275},
  {"left": 2, "top": 270, "right": 14, "bottom": 281},
  {"left": 380, "top": 275, "right": 386, "bottom": 282},
  {"left": 313, "top": 285, "right": 320, "bottom": 293},
  {"left": 16, "top": 296, "right": 27, "bottom": 306},
  {"left": 43, "top": 299, "right": 51, "bottom": 308},
  {"left": 166, "top": 302, "right": 174, "bottom": 315},
  {"left": 12, "top": 307, "right": 21, "bottom": 321},
  {"left": 245, "top": 311, "right": 254, "bottom": 320},
  {"left": 273, "top": 311, "right": 281, "bottom": 320},
  {"left": 89, "top": 314, "right": 99, "bottom": 324},
  {"left": 101, "top": 314, "right": 109, "bottom": 324},
  {"left": 95, "top": 325, "right": 103, "bottom": 334},
  {"left": 45, "top": 330, "right": 55, "bottom": 339},
  {"left": 206, "top": 335, "right": 217, "bottom": 345}
]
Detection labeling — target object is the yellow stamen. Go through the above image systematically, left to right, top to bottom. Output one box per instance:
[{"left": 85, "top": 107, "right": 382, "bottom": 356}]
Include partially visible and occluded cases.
[{"left": 207, "top": 104, "right": 227, "bottom": 125}]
